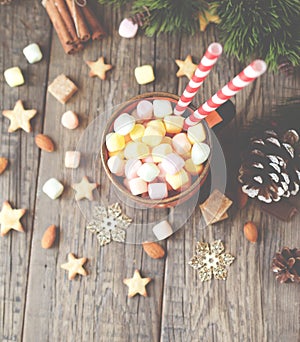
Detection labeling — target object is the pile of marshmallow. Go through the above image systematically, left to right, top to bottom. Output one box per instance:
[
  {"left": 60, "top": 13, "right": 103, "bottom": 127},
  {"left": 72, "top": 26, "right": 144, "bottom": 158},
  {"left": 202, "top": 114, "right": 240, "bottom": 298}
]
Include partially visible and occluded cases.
[{"left": 105, "top": 99, "right": 210, "bottom": 200}]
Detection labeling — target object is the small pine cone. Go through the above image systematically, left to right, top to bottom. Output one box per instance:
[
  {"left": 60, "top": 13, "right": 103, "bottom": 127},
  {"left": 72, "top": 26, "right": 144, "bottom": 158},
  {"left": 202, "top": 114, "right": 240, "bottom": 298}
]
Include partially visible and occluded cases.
[
  {"left": 238, "top": 129, "right": 300, "bottom": 203},
  {"left": 272, "top": 247, "right": 300, "bottom": 284}
]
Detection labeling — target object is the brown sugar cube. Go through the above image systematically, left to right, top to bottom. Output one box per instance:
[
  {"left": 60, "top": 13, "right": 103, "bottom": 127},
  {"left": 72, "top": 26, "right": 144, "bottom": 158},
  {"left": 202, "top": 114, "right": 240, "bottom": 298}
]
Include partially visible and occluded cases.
[
  {"left": 48, "top": 74, "right": 78, "bottom": 104},
  {"left": 199, "top": 189, "right": 233, "bottom": 225}
]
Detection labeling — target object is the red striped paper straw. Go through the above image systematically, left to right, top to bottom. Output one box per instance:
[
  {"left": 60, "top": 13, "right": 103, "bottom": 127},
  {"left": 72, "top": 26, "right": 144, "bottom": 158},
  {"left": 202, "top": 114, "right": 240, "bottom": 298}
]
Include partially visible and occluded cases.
[
  {"left": 174, "top": 43, "right": 223, "bottom": 116},
  {"left": 184, "top": 60, "right": 267, "bottom": 129}
]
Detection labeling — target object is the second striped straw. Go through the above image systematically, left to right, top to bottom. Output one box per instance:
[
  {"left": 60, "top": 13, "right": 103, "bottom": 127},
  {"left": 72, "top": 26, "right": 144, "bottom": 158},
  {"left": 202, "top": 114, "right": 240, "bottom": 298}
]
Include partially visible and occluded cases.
[{"left": 174, "top": 43, "right": 223, "bottom": 116}]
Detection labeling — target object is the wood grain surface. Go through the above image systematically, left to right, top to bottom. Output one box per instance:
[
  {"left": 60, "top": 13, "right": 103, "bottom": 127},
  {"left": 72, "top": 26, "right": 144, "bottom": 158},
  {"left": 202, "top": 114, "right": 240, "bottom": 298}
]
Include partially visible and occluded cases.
[{"left": 0, "top": 2, "right": 299, "bottom": 342}]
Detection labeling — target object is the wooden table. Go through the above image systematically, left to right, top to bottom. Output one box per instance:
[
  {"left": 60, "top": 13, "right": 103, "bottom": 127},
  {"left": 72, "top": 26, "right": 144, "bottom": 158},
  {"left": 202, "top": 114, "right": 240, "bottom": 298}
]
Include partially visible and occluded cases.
[{"left": 1, "top": 2, "right": 299, "bottom": 341}]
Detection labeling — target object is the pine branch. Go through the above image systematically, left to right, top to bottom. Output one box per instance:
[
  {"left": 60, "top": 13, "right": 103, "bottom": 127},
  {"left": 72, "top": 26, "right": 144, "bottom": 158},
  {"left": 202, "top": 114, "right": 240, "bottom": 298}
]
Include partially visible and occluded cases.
[{"left": 97, "top": 0, "right": 129, "bottom": 6}]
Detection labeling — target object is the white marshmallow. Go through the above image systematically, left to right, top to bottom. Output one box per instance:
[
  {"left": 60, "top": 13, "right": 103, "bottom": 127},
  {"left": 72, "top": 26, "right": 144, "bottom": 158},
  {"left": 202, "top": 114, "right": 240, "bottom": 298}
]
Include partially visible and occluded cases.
[
  {"left": 118, "top": 18, "right": 138, "bottom": 38},
  {"left": 23, "top": 43, "right": 43, "bottom": 64},
  {"left": 136, "top": 100, "right": 153, "bottom": 120},
  {"left": 153, "top": 100, "right": 173, "bottom": 118},
  {"left": 114, "top": 113, "right": 136, "bottom": 136},
  {"left": 187, "top": 123, "right": 206, "bottom": 144},
  {"left": 191, "top": 143, "right": 210, "bottom": 165},
  {"left": 65, "top": 151, "right": 81, "bottom": 169},
  {"left": 107, "top": 155, "right": 125, "bottom": 176},
  {"left": 125, "top": 159, "right": 142, "bottom": 179},
  {"left": 137, "top": 163, "right": 160, "bottom": 182},
  {"left": 42, "top": 178, "right": 64, "bottom": 199},
  {"left": 148, "top": 183, "right": 168, "bottom": 200},
  {"left": 152, "top": 220, "right": 173, "bottom": 240}
]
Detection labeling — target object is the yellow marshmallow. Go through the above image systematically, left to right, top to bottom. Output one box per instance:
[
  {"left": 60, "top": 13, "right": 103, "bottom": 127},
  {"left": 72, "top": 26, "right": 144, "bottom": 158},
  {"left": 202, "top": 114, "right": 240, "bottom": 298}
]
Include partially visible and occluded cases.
[
  {"left": 134, "top": 65, "right": 155, "bottom": 85},
  {"left": 4, "top": 67, "right": 25, "bottom": 87},
  {"left": 164, "top": 115, "right": 185, "bottom": 134},
  {"left": 146, "top": 119, "right": 166, "bottom": 136},
  {"left": 187, "top": 122, "right": 206, "bottom": 144},
  {"left": 129, "top": 124, "right": 145, "bottom": 141},
  {"left": 142, "top": 126, "right": 164, "bottom": 147},
  {"left": 106, "top": 132, "right": 125, "bottom": 152},
  {"left": 161, "top": 136, "right": 173, "bottom": 145},
  {"left": 124, "top": 141, "right": 150, "bottom": 159},
  {"left": 152, "top": 144, "right": 173, "bottom": 163},
  {"left": 108, "top": 150, "right": 125, "bottom": 159},
  {"left": 184, "top": 158, "right": 204, "bottom": 175},
  {"left": 166, "top": 169, "right": 189, "bottom": 190}
]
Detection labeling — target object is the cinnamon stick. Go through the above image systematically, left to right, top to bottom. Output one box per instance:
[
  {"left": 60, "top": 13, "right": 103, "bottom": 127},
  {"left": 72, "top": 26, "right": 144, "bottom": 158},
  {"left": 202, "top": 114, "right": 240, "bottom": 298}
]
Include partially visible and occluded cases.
[
  {"left": 42, "top": 0, "right": 73, "bottom": 46},
  {"left": 51, "top": 0, "right": 79, "bottom": 44},
  {"left": 65, "top": 0, "right": 90, "bottom": 42},
  {"left": 81, "top": 4, "right": 106, "bottom": 40}
]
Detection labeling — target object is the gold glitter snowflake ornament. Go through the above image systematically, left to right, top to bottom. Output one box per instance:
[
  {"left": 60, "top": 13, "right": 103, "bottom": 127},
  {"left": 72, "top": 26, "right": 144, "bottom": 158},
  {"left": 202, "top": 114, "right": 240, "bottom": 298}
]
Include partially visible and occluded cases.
[
  {"left": 86, "top": 203, "right": 132, "bottom": 246},
  {"left": 188, "top": 240, "right": 235, "bottom": 281}
]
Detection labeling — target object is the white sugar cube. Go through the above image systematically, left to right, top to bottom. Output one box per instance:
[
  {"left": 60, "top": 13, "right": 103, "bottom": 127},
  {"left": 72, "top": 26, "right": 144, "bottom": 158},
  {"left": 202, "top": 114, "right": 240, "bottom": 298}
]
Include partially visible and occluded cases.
[
  {"left": 23, "top": 43, "right": 43, "bottom": 64},
  {"left": 4, "top": 67, "right": 25, "bottom": 87},
  {"left": 153, "top": 100, "right": 172, "bottom": 118},
  {"left": 65, "top": 151, "right": 81, "bottom": 169},
  {"left": 42, "top": 178, "right": 64, "bottom": 199},
  {"left": 152, "top": 220, "right": 173, "bottom": 240}
]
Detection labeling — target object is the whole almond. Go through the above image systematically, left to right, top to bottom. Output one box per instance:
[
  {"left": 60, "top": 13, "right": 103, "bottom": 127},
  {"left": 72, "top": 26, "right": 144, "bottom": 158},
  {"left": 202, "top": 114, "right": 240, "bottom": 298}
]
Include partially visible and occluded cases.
[
  {"left": 35, "top": 134, "right": 55, "bottom": 152},
  {"left": 0, "top": 157, "right": 8, "bottom": 174},
  {"left": 243, "top": 221, "right": 258, "bottom": 243},
  {"left": 41, "top": 224, "right": 57, "bottom": 249},
  {"left": 142, "top": 241, "right": 165, "bottom": 259}
]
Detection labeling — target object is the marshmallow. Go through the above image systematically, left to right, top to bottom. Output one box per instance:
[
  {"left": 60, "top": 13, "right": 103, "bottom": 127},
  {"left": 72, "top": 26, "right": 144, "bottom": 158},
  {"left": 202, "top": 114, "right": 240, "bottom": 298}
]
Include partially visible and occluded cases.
[
  {"left": 118, "top": 18, "right": 138, "bottom": 38},
  {"left": 23, "top": 43, "right": 43, "bottom": 64},
  {"left": 134, "top": 65, "right": 155, "bottom": 85},
  {"left": 4, "top": 67, "right": 25, "bottom": 87},
  {"left": 136, "top": 100, "right": 153, "bottom": 120},
  {"left": 153, "top": 100, "right": 172, "bottom": 118},
  {"left": 61, "top": 110, "right": 79, "bottom": 129},
  {"left": 114, "top": 113, "right": 135, "bottom": 136},
  {"left": 164, "top": 115, "right": 184, "bottom": 134},
  {"left": 146, "top": 119, "right": 166, "bottom": 135},
  {"left": 187, "top": 123, "right": 206, "bottom": 144},
  {"left": 130, "top": 124, "right": 145, "bottom": 141},
  {"left": 142, "top": 126, "right": 164, "bottom": 147},
  {"left": 106, "top": 132, "right": 125, "bottom": 152},
  {"left": 172, "top": 133, "right": 191, "bottom": 155},
  {"left": 124, "top": 134, "right": 132, "bottom": 143},
  {"left": 161, "top": 136, "right": 173, "bottom": 145},
  {"left": 124, "top": 141, "right": 149, "bottom": 159},
  {"left": 191, "top": 143, "right": 210, "bottom": 165},
  {"left": 152, "top": 144, "right": 173, "bottom": 163},
  {"left": 108, "top": 150, "right": 124, "bottom": 159},
  {"left": 65, "top": 151, "right": 81, "bottom": 169},
  {"left": 160, "top": 153, "right": 185, "bottom": 175},
  {"left": 107, "top": 155, "right": 125, "bottom": 176},
  {"left": 142, "top": 155, "right": 155, "bottom": 163},
  {"left": 125, "top": 158, "right": 142, "bottom": 179},
  {"left": 185, "top": 158, "right": 204, "bottom": 175},
  {"left": 137, "top": 163, "right": 160, "bottom": 182},
  {"left": 157, "top": 163, "right": 167, "bottom": 180},
  {"left": 165, "top": 169, "right": 189, "bottom": 190},
  {"left": 129, "top": 177, "right": 148, "bottom": 195},
  {"left": 42, "top": 178, "right": 64, "bottom": 199},
  {"left": 148, "top": 183, "right": 168, "bottom": 200},
  {"left": 152, "top": 220, "right": 173, "bottom": 240}
]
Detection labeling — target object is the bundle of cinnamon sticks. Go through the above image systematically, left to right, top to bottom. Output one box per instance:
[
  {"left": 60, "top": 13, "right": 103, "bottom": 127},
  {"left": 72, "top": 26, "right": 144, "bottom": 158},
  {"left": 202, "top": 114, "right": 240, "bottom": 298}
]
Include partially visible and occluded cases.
[{"left": 42, "top": 0, "right": 105, "bottom": 54}]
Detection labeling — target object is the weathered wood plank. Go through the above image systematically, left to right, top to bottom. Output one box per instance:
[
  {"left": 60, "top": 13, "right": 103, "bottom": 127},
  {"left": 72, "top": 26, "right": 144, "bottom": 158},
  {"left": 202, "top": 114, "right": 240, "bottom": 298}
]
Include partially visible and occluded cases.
[
  {"left": 0, "top": 2, "right": 52, "bottom": 341},
  {"left": 161, "top": 26, "right": 300, "bottom": 342}
]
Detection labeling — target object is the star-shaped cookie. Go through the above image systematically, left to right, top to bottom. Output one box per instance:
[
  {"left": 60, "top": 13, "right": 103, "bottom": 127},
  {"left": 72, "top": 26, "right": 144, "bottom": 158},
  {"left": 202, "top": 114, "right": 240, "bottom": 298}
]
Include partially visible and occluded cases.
[
  {"left": 199, "top": 8, "right": 221, "bottom": 32},
  {"left": 175, "top": 55, "right": 198, "bottom": 80},
  {"left": 86, "top": 57, "right": 112, "bottom": 80},
  {"left": 2, "top": 100, "right": 37, "bottom": 133},
  {"left": 71, "top": 176, "right": 99, "bottom": 201},
  {"left": 0, "top": 201, "right": 26, "bottom": 236},
  {"left": 61, "top": 253, "right": 88, "bottom": 280},
  {"left": 123, "top": 269, "right": 152, "bottom": 298}
]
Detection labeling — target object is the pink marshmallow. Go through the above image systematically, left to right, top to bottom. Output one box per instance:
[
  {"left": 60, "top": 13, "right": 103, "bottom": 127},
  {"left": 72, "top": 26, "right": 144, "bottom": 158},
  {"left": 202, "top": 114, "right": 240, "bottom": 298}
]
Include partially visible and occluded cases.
[
  {"left": 136, "top": 100, "right": 153, "bottom": 120},
  {"left": 172, "top": 133, "right": 191, "bottom": 155},
  {"left": 160, "top": 153, "right": 185, "bottom": 175},
  {"left": 142, "top": 155, "right": 155, "bottom": 163},
  {"left": 125, "top": 159, "right": 142, "bottom": 179},
  {"left": 157, "top": 163, "right": 167, "bottom": 180},
  {"left": 129, "top": 178, "right": 148, "bottom": 195},
  {"left": 148, "top": 183, "right": 168, "bottom": 200}
]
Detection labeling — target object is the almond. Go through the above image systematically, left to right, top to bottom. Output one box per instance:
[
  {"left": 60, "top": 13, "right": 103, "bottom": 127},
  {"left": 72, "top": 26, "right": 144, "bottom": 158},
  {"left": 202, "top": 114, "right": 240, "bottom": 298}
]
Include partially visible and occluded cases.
[
  {"left": 35, "top": 134, "right": 55, "bottom": 152},
  {"left": 0, "top": 157, "right": 8, "bottom": 174},
  {"left": 243, "top": 221, "right": 258, "bottom": 243},
  {"left": 41, "top": 224, "right": 57, "bottom": 249},
  {"left": 142, "top": 241, "right": 165, "bottom": 259}
]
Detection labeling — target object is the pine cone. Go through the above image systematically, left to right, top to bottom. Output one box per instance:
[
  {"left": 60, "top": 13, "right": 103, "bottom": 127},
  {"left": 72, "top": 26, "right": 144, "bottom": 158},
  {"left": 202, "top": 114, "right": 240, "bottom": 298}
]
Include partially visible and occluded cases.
[
  {"left": 238, "top": 129, "right": 300, "bottom": 203},
  {"left": 272, "top": 247, "right": 300, "bottom": 284}
]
